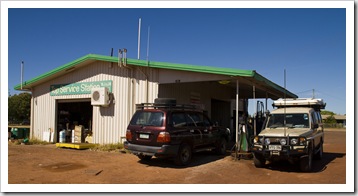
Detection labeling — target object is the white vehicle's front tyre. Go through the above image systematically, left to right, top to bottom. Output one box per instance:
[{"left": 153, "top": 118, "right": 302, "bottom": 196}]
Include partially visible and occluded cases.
[
  {"left": 314, "top": 141, "right": 323, "bottom": 160},
  {"left": 300, "top": 146, "right": 313, "bottom": 172},
  {"left": 253, "top": 153, "right": 266, "bottom": 168}
]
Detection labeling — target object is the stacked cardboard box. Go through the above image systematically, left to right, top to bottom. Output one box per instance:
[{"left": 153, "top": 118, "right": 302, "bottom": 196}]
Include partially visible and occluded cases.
[{"left": 74, "top": 125, "right": 84, "bottom": 143}]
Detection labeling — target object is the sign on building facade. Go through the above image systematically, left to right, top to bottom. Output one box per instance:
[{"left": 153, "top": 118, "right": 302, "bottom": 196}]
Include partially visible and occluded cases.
[{"left": 50, "top": 80, "right": 112, "bottom": 96}]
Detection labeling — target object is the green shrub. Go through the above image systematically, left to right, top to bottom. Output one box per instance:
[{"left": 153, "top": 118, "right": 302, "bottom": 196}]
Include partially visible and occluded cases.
[
  {"left": 28, "top": 138, "right": 50, "bottom": 145},
  {"left": 89, "top": 143, "right": 124, "bottom": 152}
]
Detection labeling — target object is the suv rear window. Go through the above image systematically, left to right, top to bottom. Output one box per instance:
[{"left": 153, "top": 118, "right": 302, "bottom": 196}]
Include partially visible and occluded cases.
[{"left": 130, "top": 111, "right": 164, "bottom": 127}]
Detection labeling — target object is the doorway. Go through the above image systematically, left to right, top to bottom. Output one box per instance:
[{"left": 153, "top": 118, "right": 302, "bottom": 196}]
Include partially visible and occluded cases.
[{"left": 56, "top": 99, "right": 92, "bottom": 143}]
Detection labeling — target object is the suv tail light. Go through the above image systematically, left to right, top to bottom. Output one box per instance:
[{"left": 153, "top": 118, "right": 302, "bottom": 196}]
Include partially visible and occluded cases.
[
  {"left": 126, "top": 130, "right": 132, "bottom": 142},
  {"left": 157, "top": 132, "right": 170, "bottom": 143}
]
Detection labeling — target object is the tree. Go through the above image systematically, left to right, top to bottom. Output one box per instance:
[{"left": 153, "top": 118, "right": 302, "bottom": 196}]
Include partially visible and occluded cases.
[
  {"left": 8, "top": 92, "right": 32, "bottom": 124},
  {"left": 321, "top": 110, "right": 335, "bottom": 115},
  {"left": 321, "top": 110, "right": 337, "bottom": 124},
  {"left": 324, "top": 115, "right": 337, "bottom": 124}
]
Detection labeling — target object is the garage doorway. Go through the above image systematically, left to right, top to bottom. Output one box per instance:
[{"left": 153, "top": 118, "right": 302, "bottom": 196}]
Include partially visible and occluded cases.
[{"left": 56, "top": 99, "right": 92, "bottom": 143}]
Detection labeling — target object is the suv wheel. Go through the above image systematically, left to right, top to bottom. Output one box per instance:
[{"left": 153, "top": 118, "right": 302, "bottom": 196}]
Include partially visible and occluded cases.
[
  {"left": 215, "top": 138, "right": 227, "bottom": 155},
  {"left": 314, "top": 141, "right": 323, "bottom": 160},
  {"left": 174, "top": 143, "right": 192, "bottom": 166},
  {"left": 300, "top": 144, "right": 313, "bottom": 172},
  {"left": 253, "top": 153, "right": 266, "bottom": 168},
  {"left": 138, "top": 154, "right": 152, "bottom": 161}
]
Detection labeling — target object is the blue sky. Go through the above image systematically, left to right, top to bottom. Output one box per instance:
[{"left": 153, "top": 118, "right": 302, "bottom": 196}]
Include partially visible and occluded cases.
[{"left": 7, "top": 6, "right": 347, "bottom": 114}]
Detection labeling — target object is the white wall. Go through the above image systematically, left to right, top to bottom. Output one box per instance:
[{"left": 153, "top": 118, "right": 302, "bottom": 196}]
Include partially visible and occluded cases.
[{"left": 31, "top": 61, "right": 159, "bottom": 144}]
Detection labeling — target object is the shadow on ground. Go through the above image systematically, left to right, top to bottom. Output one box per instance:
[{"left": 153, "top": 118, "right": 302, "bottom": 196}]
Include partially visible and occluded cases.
[
  {"left": 136, "top": 151, "right": 228, "bottom": 169},
  {"left": 265, "top": 152, "right": 346, "bottom": 173}
]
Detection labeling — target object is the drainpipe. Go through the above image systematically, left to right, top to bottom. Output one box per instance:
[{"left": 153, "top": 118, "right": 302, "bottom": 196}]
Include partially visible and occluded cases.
[
  {"left": 129, "top": 70, "right": 133, "bottom": 122},
  {"left": 132, "top": 74, "right": 136, "bottom": 117}
]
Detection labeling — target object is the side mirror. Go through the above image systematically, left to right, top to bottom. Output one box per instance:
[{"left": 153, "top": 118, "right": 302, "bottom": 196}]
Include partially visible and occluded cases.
[{"left": 313, "top": 124, "right": 319, "bottom": 129}]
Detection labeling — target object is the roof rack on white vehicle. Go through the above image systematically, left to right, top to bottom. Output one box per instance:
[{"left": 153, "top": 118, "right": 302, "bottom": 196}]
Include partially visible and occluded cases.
[{"left": 273, "top": 98, "right": 326, "bottom": 110}]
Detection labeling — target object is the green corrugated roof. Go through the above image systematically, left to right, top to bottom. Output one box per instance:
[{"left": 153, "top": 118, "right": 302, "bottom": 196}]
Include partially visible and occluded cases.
[
  {"left": 14, "top": 54, "right": 297, "bottom": 98},
  {"left": 14, "top": 54, "right": 254, "bottom": 90}
]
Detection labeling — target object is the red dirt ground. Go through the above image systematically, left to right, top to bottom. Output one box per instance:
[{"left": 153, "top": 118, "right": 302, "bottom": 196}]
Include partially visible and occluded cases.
[{"left": 6, "top": 129, "right": 347, "bottom": 192}]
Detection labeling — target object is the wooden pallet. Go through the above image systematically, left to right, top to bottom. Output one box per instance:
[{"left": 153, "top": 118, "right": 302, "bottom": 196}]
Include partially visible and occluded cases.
[{"left": 55, "top": 143, "right": 96, "bottom": 149}]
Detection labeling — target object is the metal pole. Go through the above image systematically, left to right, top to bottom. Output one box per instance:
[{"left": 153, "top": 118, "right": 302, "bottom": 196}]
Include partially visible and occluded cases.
[
  {"left": 137, "top": 18, "right": 142, "bottom": 60},
  {"left": 145, "top": 26, "right": 150, "bottom": 103},
  {"left": 146, "top": 26, "right": 150, "bottom": 63},
  {"left": 21, "top": 61, "right": 24, "bottom": 90},
  {"left": 284, "top": 69, "right": 287, "bottom": 137},
  {"left": 235, "top": 79, "right": 240, "bottom": 158},
  {"left": 236, "top": 79, "right": 239, "bottom": 145},
  {"left": 253, "top": 85, "right": 256, "bottom": 136},
  {"left": 265, "top": 92, "right": 268, "bottom": 112}
]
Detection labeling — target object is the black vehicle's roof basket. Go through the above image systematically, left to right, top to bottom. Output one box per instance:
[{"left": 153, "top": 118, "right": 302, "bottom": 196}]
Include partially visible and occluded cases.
[
  {"left": 136, "top": 98, "right": 202, "bottom": 111},
  {"left": 136, "top": 103, "right": 200, "bottom": 110}
]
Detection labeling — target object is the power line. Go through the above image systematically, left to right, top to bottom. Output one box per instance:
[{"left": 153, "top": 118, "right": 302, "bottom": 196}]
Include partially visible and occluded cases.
[
  {"left": 295, "top": 89, "right": 313, "bottom": 95},
  {"left": 295, "top": 89, "right": 344, "bottom": 101},
  {"left": 295, "top": 89, "right": 316, "bottom": 98},
  {"left": 315, "top": 90, "right": 345, "bottom": 101}
]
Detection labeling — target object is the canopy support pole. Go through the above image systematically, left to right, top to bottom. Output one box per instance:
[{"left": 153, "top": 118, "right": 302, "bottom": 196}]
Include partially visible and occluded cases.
[
  {"left": 234, "top": 79, "right": 240, "bottom": 159},
  {"left": 253, "top": 85, "right": 256, "bottom": 136},
  {"left": 265, "top": 92, "right": 268, "bottom": 112}
]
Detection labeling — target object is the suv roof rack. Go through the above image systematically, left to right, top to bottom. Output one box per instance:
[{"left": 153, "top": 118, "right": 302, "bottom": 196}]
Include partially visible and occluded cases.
[
  {"left": 273, "top": 98, "right": 326, "bottom": 110},
  {"left": 136, "top": 103, "right": 202, "bottom": 111}
]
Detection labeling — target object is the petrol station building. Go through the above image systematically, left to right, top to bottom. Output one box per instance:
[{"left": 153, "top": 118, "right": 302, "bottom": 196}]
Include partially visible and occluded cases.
[{"left": 15, "top": 53, "right": 297, "bottom": 144}]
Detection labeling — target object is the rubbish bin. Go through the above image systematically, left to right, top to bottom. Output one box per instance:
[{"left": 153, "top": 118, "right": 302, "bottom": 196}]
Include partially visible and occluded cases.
[
  {"left": 10, "top": 128, "right": 30, "bottom": 139},
  {"left": 11, "top": 128, "right": 19, "bottom": 139},
  {"left": 20, "top": 128, "right": 30, "bottom": 139}
]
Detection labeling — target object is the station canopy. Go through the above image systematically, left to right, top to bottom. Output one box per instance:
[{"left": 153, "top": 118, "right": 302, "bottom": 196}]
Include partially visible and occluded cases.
[{"left": 15, "top": 54, "right": 297, "bottom": 100}]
